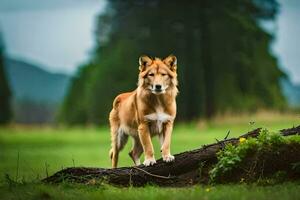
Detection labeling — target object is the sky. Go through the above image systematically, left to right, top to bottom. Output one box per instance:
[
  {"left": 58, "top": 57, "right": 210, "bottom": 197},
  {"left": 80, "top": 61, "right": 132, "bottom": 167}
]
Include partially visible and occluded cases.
[
  {"left": 0, "top": 0, "right": 299, "bottom": 84},
  {"left": 0, "top": 0, "right": 106, "bottom": 74},
  {"left": 272, "top": 0, "right": 300, "bottom": 84}
]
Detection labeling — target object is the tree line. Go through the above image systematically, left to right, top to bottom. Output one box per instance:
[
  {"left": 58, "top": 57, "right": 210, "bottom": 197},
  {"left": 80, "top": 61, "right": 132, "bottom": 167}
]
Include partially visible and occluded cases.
[
  {"left": 58, "top": 0, "right": 286, "bottom": 125},
  {"left": 0, "top": 33, "right": 12, "bottom": 124}
]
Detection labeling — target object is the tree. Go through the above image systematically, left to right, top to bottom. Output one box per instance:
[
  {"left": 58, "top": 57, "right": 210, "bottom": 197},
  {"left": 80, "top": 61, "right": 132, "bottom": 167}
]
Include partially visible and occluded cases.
[
  {"left": 59, "top": 0, "right": 285, "bottom": 125},
  {"left": 0, "top": 32, "right": 12, "bottom": 124}
]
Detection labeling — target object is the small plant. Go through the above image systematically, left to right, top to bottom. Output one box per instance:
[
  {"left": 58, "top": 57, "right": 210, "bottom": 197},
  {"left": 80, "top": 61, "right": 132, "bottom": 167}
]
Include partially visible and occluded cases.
[
  {"left": 209, "top": 129, "right": 300, "bottom": 182},
  {"left": 256, "top": 129, "right": 285, "bottom": 147},
  {"left": 209, "top": 144, "right": 241, "bottom": 181},
  {"left": 4, "top": 174, "right": 23, "bottom": 189}
]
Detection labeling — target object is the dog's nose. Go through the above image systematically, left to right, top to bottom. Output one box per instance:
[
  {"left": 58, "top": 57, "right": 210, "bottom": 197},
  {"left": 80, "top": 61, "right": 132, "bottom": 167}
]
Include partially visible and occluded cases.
[{"left": 155, "top": 85, "right": 162, "bottom": 90}]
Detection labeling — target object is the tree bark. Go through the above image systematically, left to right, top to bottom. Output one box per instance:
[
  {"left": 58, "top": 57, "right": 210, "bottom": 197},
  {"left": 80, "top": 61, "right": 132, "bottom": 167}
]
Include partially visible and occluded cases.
[{"left": 43, "top": 125, "right": 300, "bottom": 187}]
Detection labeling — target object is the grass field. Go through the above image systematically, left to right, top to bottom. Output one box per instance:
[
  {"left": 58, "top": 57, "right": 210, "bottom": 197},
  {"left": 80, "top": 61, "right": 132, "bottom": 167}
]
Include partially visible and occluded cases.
[{"left": 0, "top": 113, "right": 299, "bottom": 199}]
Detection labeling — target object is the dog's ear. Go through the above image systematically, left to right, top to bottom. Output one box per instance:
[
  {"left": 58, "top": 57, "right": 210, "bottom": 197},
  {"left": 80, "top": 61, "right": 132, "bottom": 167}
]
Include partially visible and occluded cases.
[
  {"left": 139, "top": 55, "right": 152, "bottom": 71},
  {"left": 163, "top": 55, "right": 177, "bottom": 71}
]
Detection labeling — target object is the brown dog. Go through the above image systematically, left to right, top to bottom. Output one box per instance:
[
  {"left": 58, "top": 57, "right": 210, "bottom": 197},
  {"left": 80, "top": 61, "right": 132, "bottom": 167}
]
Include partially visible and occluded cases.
[{"left": 109, "top": 55, "right": 178, "bottom": 168}]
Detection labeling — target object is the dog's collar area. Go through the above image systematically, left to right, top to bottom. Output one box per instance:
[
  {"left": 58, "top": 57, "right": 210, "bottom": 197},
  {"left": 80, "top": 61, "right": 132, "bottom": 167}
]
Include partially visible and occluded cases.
[
  {"left": 144, "top": 112, "right": 174, "bottom": 122},
  {"left": 144, "top": 112, "right": 174, "bottom": 133}
]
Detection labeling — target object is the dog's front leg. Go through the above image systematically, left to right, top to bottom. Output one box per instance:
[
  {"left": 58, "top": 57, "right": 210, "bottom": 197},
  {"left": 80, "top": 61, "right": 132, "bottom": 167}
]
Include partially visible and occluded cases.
[
  {"left": 161, "top": 121, "right": 175, "bottom": 162},
  {"left": 138, "top": 123, "right": 156, "bottom": 166}
]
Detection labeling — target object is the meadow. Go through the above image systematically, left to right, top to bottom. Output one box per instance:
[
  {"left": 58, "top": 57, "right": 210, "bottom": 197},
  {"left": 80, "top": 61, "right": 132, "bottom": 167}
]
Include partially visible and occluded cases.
[{"left": 0, "top": 112, "right": 299, "bottom": 200}]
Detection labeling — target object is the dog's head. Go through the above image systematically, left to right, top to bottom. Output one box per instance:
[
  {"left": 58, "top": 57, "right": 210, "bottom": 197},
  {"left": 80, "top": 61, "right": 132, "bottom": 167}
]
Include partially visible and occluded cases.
[{"left": 138, "top": 55, "right": 178, "bottom": 95}]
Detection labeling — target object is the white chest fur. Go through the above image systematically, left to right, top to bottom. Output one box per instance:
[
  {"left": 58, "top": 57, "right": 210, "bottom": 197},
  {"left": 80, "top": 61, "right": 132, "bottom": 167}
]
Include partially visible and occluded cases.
[{"left": 144, "top": 112, "right": 173, "bottom": 133}]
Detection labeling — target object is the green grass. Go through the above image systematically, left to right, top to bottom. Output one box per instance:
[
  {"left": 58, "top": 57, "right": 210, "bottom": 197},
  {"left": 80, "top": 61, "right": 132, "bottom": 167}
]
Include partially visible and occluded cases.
[
  {"left": 0, "top": 114, "right": 299, "bottom": 199},
  {"left": 1, "top": 183, "right": 300, "bottom": 200}
]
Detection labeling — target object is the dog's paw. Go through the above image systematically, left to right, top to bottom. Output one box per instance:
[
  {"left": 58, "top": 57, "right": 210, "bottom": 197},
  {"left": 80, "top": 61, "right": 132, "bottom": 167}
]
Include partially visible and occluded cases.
[
  {"left": 162, "top": 154, "right": 175, "bottom": 162},
  {"left": 143, "top": 158, "right": 156, "bottom": 166}
]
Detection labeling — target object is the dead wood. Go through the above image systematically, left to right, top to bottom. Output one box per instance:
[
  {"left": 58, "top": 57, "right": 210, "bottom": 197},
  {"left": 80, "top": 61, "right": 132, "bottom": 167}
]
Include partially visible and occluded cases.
[{"left": 43, "top": 125, "right": 300, "bottom": 186}]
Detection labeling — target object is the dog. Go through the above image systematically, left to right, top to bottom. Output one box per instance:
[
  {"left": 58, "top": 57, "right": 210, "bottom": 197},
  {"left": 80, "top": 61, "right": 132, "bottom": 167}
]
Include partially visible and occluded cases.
[{"left": 109, "top": 55, "right": 178, "bottom": 168}]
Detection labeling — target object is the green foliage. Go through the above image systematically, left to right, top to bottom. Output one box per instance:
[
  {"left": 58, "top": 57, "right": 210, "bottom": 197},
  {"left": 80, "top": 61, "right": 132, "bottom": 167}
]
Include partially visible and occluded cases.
[
  {"left": 59, "top": 0, "right": 286, "bottom": 125},
  {"left": 0, "top": 34, "right": 12, "bottom": 124},
  {"left": 58, "top": 65, "right": 92, "bottom": 124},
  {"left": 209, "top": 129, "right": 300, "bottom": 182},
  {"left": 256, "top": 129, "right": 285, "bottom": 146},
  {"left": 209, "top": 144, "right": 242, "bottom": 178}
]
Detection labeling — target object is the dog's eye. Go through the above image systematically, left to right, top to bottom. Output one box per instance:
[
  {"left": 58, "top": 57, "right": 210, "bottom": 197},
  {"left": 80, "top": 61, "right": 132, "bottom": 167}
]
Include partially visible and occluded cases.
[
  {"left": 148, "top": 73, "right": 154, "bottom": 77},
  {"left": 161, "top": 73, "right": 167, "bottom": 76}
]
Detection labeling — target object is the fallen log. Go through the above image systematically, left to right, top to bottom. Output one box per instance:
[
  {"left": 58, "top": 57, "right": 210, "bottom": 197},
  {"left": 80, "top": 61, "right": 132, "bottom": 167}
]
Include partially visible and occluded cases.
[{"left": 43, "top": 125, "right": 300, "bottom": 186}]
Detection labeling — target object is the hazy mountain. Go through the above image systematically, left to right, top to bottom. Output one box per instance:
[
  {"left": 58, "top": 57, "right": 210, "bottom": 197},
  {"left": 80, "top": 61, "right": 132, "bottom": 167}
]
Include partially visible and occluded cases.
[
  {"left": 3, "top": 57, "right": 71, "bottom": 123},
  {"left": 4, "top": 57, "right": 70, "bottom": 103},
  {"left": 281, "top": 79, "right": 300, "bottom": 107}
]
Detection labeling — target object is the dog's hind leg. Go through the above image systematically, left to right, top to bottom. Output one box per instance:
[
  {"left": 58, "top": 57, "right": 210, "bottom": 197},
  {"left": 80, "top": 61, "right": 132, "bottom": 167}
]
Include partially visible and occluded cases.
[
  {"left": 109, "top": 107, "right": 129, "bottom": 168},
  {"left": 109, "top": 123, "right": 119, "bottom": 168},
  {"left": 110, "top": 125, "right": 129, "bottom": 168},
  {"left": 129, "top": 137, "right": 143, "bottom": 166}
]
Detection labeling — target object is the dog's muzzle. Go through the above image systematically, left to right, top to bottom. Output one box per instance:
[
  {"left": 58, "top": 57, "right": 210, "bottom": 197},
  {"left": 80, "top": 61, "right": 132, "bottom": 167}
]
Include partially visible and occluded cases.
[{"left": 151, "top": 84, "right": 167, "bottom": 94}]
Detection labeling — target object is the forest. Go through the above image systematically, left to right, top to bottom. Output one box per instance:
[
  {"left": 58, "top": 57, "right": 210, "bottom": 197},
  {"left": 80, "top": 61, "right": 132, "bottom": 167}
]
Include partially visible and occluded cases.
[{"left": 58, "top": 0, "right": 286, "bottom": 125}]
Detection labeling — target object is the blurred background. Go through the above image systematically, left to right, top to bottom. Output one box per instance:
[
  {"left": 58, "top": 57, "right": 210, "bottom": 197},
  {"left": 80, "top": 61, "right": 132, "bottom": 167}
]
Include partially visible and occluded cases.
[
  {"left": 0, "top": 0, "right": 299, "bottom": 125},
  {"left": 0, "top": 0, "right": 300, "bottom": 182},
  {"left": 0, "top": 0, "right": 300, "bottom": 125}
]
